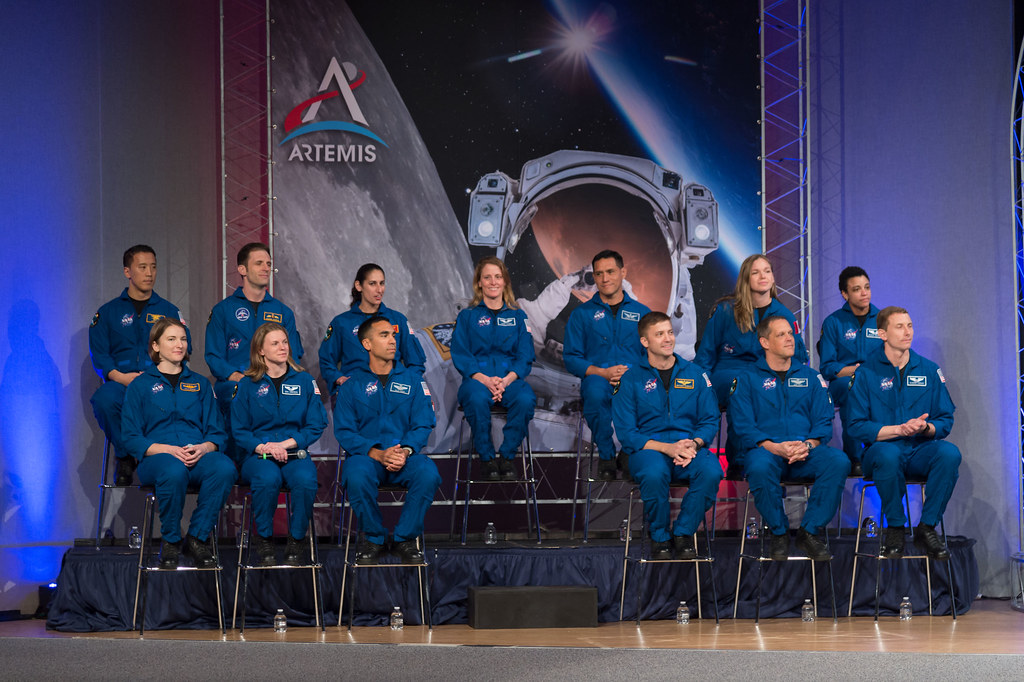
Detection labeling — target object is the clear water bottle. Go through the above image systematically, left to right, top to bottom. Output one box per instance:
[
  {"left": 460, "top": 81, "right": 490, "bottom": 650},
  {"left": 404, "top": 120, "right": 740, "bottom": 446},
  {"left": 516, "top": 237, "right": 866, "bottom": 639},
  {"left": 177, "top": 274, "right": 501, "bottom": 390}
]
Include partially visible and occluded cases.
[
  {"left": 745, "top": 517, "right": 760, "bottom": 540},
  {"left": 864, "top": 517, "right": 878, "bottom": 538},
  {"left": 619, "top": 518, "right": 629, "bottom": 542},
  {"left": 484, "top": 522, "right": 498, "bottom": 545},
  {"left": 128, "top": 525, "right": 142, "bottom": 550},
  {"left": 899, "top": 596, "right": 912, "bottom": 621},
  {"left": 801, "top": 599, "right": 815, "bottom": 622},
  {"left": 676, "top": 600, "right": 690, "bottom": 624},
  {"left": 390, "top": 605, "right": 404, "bottom": 630},
  {"left": 273, "top": 608, "right": 287, "bottom": 633}
]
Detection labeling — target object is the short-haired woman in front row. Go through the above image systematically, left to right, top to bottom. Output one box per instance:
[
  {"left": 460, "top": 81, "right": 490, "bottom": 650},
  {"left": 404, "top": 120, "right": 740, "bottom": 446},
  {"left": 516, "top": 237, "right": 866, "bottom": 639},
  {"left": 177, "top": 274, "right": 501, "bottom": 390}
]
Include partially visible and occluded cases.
[
  {"left": 122, "top": 317, "right": 237, "bottom": 569},
  {"left": 231, "top": 322, "right": 327, "bottom": 566}
]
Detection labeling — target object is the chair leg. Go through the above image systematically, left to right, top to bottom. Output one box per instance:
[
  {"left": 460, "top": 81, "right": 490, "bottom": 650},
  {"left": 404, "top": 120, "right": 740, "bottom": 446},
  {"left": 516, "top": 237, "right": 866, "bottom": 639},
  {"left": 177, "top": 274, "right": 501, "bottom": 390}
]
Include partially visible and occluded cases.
[
  {"left": 449, "top": 417, "right": 466, "bottom": 542},
  {"left": 524, "top": 434, "right": 541, "bottom": 545},
  {"left": 94, "top": 438, "right": 112, "bottom": 548},
  {"left": 848, "top": 485, "right": 869, "bottom": 617},
  {"left": 619, "top": 489, "right": 636, "bottom": 621},
  {"left": 132, "top": 492, "right": 155, "bottom": 632},
  {"left": 232, "top": 493, "right": 251, "bottom": 630},
  {"left": 339, "top": 504, "right": 353, "bottom": 624},
  {"left": 310, "top": 519, "right": 325, "bottom": 631}
]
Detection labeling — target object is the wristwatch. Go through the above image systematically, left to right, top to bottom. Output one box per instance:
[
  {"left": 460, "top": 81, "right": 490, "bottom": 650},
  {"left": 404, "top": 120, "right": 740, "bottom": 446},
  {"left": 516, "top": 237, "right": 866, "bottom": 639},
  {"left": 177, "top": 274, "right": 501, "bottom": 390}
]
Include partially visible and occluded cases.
[
  {"left": 693, "top": 438, "right": 706, "bottom": 450},
  {"left": 804, "top": 440, "right": 816, "bottom": 450}
]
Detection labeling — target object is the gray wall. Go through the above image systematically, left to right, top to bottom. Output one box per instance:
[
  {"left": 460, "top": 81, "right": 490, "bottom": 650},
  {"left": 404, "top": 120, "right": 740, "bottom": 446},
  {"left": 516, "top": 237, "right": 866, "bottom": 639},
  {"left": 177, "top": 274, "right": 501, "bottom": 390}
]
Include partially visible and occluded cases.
[
  {"left": 0, "top": 0, "right": 219, "bottom": 611},
  {"left": 812, "top": 0, "right": 1017, "bottom": 596}
]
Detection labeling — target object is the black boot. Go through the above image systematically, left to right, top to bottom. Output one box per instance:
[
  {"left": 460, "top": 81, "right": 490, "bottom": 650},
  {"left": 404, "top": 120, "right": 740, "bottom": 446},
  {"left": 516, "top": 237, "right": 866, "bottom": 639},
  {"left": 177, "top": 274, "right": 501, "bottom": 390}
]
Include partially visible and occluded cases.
[
  {"left": 114, "top": 456, "right": 137, "bottom": 486},
  {"left": 497, "top": 456, "right": 517, "bottom": 481},
  {"left": 480, "top": 458, "right": 500, "bottom": 481},
  {"left": 597, "top": 458, "right": 617, "bottom": 482},
  {"left": 913, "top": 523, "right": 950, "bottom": 561},
  {"left": 881, "top": 526, "right": 906, "bottom": 559},
  {"left": 795, "top": 528, "right": 832, "bottom": 561},
  {"left": 769, "top": 533, "right": 790, "bottom": 561},
  {"left": 184, "top": 534, "right": 217, "bottom": 568},
  {"left": 252, "top": 534, "right": 276, "bottom": 567},
  {"left": 672, "top": 534, "right": 698, "bottom": 560},
  {"left": 283, "top": 535, "right": 308, "bottom": 566},
  {"left": 354, "top": 538, "right": 384, "bottom": 565},
  {"left": 393, "top": 539, "right": 424, "bottom": 564},
  {"left": 159, "top": 540, "right": 181, "bottom": 569}
]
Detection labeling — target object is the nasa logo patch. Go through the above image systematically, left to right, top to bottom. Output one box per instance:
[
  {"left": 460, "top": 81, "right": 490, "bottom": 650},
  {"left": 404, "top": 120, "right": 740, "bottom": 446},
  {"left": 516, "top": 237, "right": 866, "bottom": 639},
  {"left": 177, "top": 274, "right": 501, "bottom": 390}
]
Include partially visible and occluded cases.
[
  {"left": 593, "top": 310, "right": 605, "bottom": 321},
  {"left": 121, "top": 314, "right": 134, "bottom": 327},
  {"left": 477, "top": 316, "right": 491, "bottom": 327},
  {"left": 844, "top": 328, "right": 857, "bottom": 341},
  {"left": 228, "top": 338, "right": 241, "bottom": 351},
  {"left": 723, "top": 344, "right": 735, "bottom": 355},
  {"left": 762, "top": 377, "right": 777, "bottom": 391},
  {"left": 880, "top": 377, "right": 894, "bottom": 391},
  {"left": 644, "top": 378, "right": 658, "bottom": 393},
  {"left": 365, "top": 381, "right": 379, "bottom": 397},
  {"left": 151, "top": 383, "right": 164, "bottom": 394},
  {"left": 257, "top": 384, "right": 270, "bottom": 397}
]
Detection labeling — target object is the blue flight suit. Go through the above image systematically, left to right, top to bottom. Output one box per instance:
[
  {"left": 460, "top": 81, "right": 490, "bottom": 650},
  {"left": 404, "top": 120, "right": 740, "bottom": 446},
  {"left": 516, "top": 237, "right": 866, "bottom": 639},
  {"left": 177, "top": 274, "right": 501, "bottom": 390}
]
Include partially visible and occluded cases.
[
  {"left": 205, "top": 287, "right": 304, "bottom": 414},
  {"left": 88, "top": 289, "right": 190, "bottom": 460},
  {"left": 563, "top": 292, "right": 651, "bottom": 460},
  {"left": 694, "top": 299, "right": 808, "bottom": 465},
  {"left": 818, "top": 302, "right": 882, "bottom": 461},
  {"left": 318, "top": 303, "right": 426, "bottom": 395},
  {"left": 450, "top": 303, "right": 536, "bottom": 461},
  {"left": 846, "top": 347, "right": 961, "bottom": 527},
  {"left": 611, "top": 354, "right": 722, "bottom": 542},
  {"left": 729, "top": 358, "right": 850, "bottom": 535},
  {"left": 334, "top": 364, "right": 439, "bottom": 544},
  {"left": 122, "top": 365, "right": 237, "bottom": 543},
  {"left": 231, "top": 368, "right": 327, "bottom": 541}
]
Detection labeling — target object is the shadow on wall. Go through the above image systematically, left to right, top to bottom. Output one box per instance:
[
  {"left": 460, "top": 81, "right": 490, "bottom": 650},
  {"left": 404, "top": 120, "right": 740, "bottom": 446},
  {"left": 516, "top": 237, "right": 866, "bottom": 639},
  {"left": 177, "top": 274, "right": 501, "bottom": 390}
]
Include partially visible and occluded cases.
[{"left": 0, "top": 299, "right": 64, "bottom": 546}]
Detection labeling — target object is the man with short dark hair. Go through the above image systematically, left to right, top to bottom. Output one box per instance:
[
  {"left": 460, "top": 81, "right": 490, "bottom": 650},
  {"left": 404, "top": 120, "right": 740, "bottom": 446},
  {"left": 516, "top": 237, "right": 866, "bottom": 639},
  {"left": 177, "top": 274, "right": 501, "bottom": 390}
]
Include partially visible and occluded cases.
[
  {"left": 206, "top": 243, "right": 304, "bottom": 416},
  {"left": 89, "top": 245, "right": 190, "bottom": 485},
  {"left": 564, "top": 250, "right": 651, "bottom": 480},
  {"left": 817, "top": 266, "right": 881, "bottom": 474},
  {"left": 847, "top": 306, "right": 961, "bottom": 560},
  {"left": 611, "top": 311, "right": 722, "bottom": 559},
  {"left": 334, "top": 316, "right": 439, "bottom": 565},
  {"left": 729, "top": 316, "right": 850, "bottom": 561}
]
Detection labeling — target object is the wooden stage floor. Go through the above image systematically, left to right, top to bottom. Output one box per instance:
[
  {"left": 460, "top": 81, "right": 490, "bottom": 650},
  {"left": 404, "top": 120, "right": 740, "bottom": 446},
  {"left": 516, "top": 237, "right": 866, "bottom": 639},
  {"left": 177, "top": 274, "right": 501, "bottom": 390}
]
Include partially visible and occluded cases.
[{"left": 8, "top": 598, "right": 1024, "bottom": 654}]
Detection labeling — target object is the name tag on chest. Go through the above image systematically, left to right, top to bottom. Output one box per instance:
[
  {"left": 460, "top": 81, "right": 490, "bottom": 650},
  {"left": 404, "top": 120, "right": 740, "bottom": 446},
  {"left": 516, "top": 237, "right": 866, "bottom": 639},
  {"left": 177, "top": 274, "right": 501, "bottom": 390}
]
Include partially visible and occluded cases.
[
  {"left": 621, "top": 310, "right": 640, "bottom": 322},
  {"left": 497, "top": 317, "right": 516, "bottom": 327},
  {"left": 865, "top": 328, "right": 880, "bottom": 339},
  {"left": 907, "top": 376, "right": 927, "bottom": 387},
  {"left": 787, "top": 377, "right": 808, "bottom": 388},
  {"left": 180, "top": 382, "right": 200, "bottom": 392},
  {"left": 390, "top": 383, "right": 411, "bottom": 395},
  {"left": 282, "top": 384, "right": 301, "bottom": 396}
]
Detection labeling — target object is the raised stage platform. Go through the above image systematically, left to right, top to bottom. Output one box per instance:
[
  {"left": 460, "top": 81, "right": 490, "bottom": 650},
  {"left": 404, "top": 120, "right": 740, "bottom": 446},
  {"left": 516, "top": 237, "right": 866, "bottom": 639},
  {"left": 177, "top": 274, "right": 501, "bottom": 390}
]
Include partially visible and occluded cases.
[{"left": 47, "top": 535, "right": 977, "bottom": 631}]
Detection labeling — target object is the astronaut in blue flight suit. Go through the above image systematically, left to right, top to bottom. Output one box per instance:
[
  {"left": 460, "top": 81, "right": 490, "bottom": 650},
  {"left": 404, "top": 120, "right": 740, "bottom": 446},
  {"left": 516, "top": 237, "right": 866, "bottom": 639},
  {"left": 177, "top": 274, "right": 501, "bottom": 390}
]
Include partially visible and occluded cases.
[
  {"left": 206, "top": 242, "right": 304, "bottom": 420},
  {"left": 89, "top": 244, "right": 191, "bottom": 486},
  {"left": 564, "top": 250, "right": 651, "bottom": 481},
  {"left": 694, "top": 254, "right": 807, "bottom": 469},
  {"left": 450, "top": 257, "right": 536, "bottom": 482},
  {"left": 319, "top": 262, "right": 426, "bottom": 397},
  {"left": 817, "top": 266, "right": 881, "bottom": 473},
  {"left": 846, "top": 306, "right": 960, "bottom": 561},
  {"left": 612, "top": 311, "right": 722, "bottom": 560},
  {"left": 729, "top": 315, "right": 850, "bottom": 561},
  {"left": 335, "top": 316, "right": 439, "bottom": 565},
  {"left": 121, "top": 317, "right": 237, "bottom": 569},
  {"left": 231, "top": 322, "right": 327, "bottom": 566}
]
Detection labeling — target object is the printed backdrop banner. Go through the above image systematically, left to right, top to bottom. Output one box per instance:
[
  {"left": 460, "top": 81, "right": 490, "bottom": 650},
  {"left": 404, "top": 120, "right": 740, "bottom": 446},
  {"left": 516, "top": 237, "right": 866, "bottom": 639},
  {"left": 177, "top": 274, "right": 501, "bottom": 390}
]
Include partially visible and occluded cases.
[{"left": 270, "top": 0, "right": 760, "bottom": 453}]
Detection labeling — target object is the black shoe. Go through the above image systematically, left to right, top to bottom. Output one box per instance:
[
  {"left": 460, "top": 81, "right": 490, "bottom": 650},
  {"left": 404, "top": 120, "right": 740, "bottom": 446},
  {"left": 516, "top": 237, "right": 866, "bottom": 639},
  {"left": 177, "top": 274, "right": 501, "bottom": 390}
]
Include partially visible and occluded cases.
[
  {"left": 616, "top": 450, "right": 631, "bottom": 481},
  {"left": 497, "top": 456, "right": 517, "bottom": 481},
  {"left": 114, "top": 457, "right": 137, "bottom": 486},
  {"left": 480, "top": 459, "right": 500, "bottom": 481},
  {"left": 597, "top": 459, "right": 617, "bottom": 482},
  {"left": 849, "top": 461, "right": 864, "bottom": 478},
  {"left": 913, "top": 523, "right": 950, "bottom": 561},
  {"left": 881, "top": 527, "right": 906, "bottom": 559},
  {"left": 795, "top": 528, "right": 832, "bottom": 561},
  {"left": 769, "top": 533, "right": 789, "bottom": 561},
  {"left": 184, "top": 534, "right": 217, "bottom": 568},
  {"left": 253, "top": 534, "right": 276, "bottom": 567},
  {"left": 673, "top": 534, "right": 698, "bottom": 560},
  {"left": 283, "top": 535, "right": 307, "bottom": 566},
  {"left": 354, "top": 538, "right": 384, "bottom": 565},
  {"left": 394, "top": 539, "right": 424, "bottom": 564},
  {"left": 159, "top": 540, "right": 181, "bottom": 569},
  {"left": 650, "top": 541, "right": 672, "bottom": 560}
]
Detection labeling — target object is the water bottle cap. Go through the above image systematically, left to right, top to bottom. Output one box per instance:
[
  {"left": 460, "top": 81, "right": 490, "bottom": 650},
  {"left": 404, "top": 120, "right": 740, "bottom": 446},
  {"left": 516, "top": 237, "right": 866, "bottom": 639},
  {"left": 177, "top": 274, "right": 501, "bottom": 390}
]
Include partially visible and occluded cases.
[{"left": 277, "top": 608, "right": 284, "bottom": 613}]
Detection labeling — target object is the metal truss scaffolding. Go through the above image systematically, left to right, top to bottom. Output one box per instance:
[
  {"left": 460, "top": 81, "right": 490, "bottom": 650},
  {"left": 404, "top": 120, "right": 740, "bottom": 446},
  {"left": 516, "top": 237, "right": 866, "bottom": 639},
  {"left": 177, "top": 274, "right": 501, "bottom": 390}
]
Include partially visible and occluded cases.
[
  {"left": 219, "top": 0, "right": 273, "bottom": 297},
  {"left": 760, "top": 0, "right": 813, "bottom": 351},
  {"left": 1012, "top": 34, "right": 1024, "bottom": 555}
]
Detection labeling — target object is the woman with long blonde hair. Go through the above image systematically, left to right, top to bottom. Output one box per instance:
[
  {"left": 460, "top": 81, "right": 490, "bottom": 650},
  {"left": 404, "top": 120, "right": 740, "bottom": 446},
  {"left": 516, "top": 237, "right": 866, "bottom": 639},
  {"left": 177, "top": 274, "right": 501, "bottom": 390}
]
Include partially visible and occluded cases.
[
  {"left": 450, "top": 257, "right": 536, "bottom": 481},
  {"left": 231, "top": 322, "right": 327, "bottom": 565}
]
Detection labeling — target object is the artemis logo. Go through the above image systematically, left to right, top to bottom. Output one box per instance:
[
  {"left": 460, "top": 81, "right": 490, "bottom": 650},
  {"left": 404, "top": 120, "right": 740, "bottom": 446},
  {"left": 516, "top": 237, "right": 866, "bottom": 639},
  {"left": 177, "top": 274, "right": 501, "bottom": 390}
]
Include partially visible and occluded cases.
[{"left": 281, "top": 57, "right": 387, "bottom": 163}]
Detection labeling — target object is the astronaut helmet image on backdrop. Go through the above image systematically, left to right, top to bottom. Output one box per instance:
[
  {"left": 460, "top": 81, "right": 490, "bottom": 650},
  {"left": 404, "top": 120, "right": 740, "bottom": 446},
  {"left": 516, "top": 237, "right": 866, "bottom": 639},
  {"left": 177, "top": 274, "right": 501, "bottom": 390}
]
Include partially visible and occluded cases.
[{"left": 467, "top": 149, "right": 719, "bottom": 416}]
